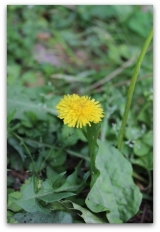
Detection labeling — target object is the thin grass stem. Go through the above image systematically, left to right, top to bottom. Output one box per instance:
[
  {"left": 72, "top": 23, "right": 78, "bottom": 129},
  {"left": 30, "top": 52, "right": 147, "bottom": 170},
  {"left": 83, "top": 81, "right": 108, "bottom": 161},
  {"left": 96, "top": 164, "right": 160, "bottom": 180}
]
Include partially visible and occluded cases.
[{"left": 117, "top": 28, "right": 153, "bottom": 151}]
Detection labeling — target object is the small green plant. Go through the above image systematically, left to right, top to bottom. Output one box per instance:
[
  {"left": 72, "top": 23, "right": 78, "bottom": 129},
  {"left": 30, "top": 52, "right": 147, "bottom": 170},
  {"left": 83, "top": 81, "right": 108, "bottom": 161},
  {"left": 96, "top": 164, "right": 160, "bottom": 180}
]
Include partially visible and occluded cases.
[
  {"left": 7, "top": 5, "right": 153, "bottom": 224},
  {"left": 54, "top": 92, "right": 143, "bottom": 223}
]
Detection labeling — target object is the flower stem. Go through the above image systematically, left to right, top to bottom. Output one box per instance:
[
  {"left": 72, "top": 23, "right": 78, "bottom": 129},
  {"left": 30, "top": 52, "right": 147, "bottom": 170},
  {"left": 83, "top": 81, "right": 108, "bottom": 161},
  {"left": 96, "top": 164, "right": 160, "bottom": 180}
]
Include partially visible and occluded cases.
[{"left": 117, "top": 28, "right": 153, "bottom": 151}]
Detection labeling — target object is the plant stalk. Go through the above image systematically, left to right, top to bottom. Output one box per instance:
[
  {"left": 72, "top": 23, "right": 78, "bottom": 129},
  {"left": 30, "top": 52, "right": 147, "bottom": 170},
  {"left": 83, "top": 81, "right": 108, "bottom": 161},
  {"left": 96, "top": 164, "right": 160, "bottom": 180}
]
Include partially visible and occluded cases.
[{"left": 117, "top": 28, "right": 153, "bottom": 151}]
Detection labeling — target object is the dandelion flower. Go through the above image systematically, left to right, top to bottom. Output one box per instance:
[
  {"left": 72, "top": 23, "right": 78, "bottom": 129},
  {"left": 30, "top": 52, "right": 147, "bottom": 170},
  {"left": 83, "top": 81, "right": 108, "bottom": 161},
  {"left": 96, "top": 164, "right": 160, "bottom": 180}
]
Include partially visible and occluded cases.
[{"left": 56, "top": 94, "right": 104, "bottom": 128}]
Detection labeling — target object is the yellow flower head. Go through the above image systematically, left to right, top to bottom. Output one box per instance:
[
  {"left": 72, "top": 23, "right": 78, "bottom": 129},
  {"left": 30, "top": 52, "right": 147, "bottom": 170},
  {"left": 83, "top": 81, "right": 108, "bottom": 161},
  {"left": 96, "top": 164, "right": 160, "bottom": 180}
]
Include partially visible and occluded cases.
[{"left": 56, "top": 94, "right": 104, "bottom": 128}]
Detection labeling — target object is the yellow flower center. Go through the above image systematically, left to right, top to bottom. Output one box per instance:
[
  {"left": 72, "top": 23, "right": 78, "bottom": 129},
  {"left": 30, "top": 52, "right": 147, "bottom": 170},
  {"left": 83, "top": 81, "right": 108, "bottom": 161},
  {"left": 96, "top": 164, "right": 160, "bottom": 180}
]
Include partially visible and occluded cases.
[{"left": 56, "top": 94, "right": 104, "bottom": 128}]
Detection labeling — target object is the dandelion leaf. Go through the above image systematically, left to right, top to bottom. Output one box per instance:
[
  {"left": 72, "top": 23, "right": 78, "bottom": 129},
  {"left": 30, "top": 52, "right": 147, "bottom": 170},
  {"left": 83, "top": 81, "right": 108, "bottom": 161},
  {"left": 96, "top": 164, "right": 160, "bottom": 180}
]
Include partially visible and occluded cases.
[{"left": 85, "top": 140, "right": 142, "bottom": 223}]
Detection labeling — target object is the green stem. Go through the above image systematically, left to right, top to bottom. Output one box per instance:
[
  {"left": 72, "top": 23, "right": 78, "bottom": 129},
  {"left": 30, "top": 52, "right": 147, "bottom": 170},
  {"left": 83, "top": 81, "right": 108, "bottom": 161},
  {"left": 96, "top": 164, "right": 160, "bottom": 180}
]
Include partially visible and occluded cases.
[
  {"left": 117, "top": 28, "right": 153, "bottom": 151},
  {"left": 132, "top": 171, "right": 148, "bottom": 184}
]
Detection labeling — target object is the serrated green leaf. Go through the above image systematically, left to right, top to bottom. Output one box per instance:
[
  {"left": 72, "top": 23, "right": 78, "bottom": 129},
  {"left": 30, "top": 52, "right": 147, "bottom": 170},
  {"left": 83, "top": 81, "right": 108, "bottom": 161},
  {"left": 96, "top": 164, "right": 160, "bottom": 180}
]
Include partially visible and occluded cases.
[
  {"left": 85, "top": 140, "right": 142, "bottom": 223},
  {"left": 54, "top": 161, "right": 89, "bottom": 192},
  {"left": 46, "top": 166, "right": 58, "bottom": 179},
  {"left": 51, "top": 172, "right": 67, "bottom": 189},
  {"left": 36, "top": 175, "right": 75, "bottom": 203},
  {"left": 11, "top": 177, "right": 48, "bottom": 213},
  {"left": 37, "top": 191, "right": 75, "bottom": 203},
  {"left": 52, "top": 200, "right": 107, "bottom": 223},
  {"left": 51, "top": 201, "right": 84, "bottom": 223},
  {"left": 70, "top": 202, "right": 107, "bottom": 223}
]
